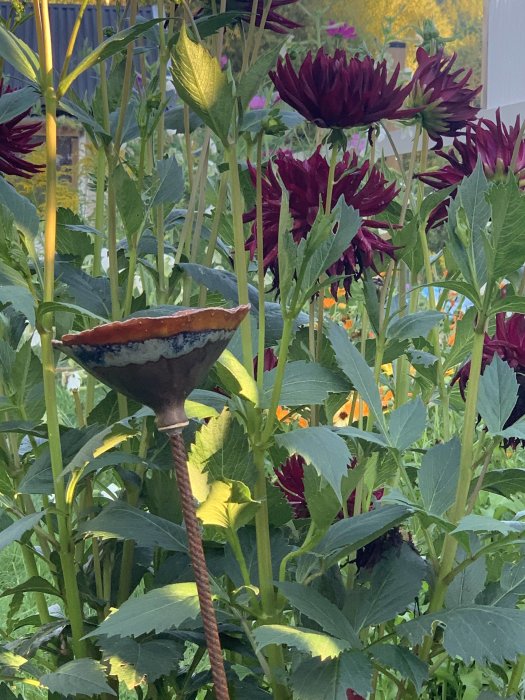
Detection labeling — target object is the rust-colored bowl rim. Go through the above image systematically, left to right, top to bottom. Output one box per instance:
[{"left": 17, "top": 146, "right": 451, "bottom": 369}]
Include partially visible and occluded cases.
[{"left": 59, "top": 305, "right": 250, "bottom": 347}]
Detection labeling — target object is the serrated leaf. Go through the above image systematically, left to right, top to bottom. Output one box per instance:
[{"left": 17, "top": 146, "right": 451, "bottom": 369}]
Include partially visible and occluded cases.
[
  {"left": 170, "top": 24, "right": 232, "bottom": 143},
  {"left": 0, "top": 25, "right": 39, "bottom": 82},
  {"left": 237, "top": 44, "right": 282, "bottom": 110},
  {"left": 0, "top": 86, "right": 39, "bottom": 124},
  {"left": 151, "top": 157, "right": 185, "bottom": 207},
  {"left": 114, "top": 165, "right": 145, "bottom": 239},
  {"left": 0, "top": 177, "right": 39, "bottom": 239},
  {"left": 487, "top": 178, "right": 525, "bottom": 280},
  {"left": 0, "top": 286, "right": 35, "bottom": 326},
  {"left": 387, "top": 311, "right": 443, "bottom": 342},
  {"left": 327, "top": 322, "right": 386, "bottom": 431},
  {"left": 216, "top": 350, "right": 258, "bottom": 405},
  {"left": 477, "top": 354, "right": 518, "bottom": 434},
  {"left": 262, "top": 361, "right": 348, "bottom": 408},
  {"left": 387, "top": 398, "right": 426, "bottom": 450},
  {"left": 189, "top": 409, "right": 257, "bottom": 489},
  {"left": 61, "top": 423, "right": 136, "bottom": 476},
  {"left": 334, "top": 426, "right": 389, "bottom": 448},
  {"left": 275, "top": 427, "right": 351, "bottom": 502},
  {"left": 419, "top": 437, "right": 461, "bottom": 516},
  {"left": 481, "top": 469, "right": 525, "bottom": 498},
  {"left": 197, "top": 480, "right": 259, "bottom": 532},
  {"left": 79, "top": 501, "right": 187, "bottom": 552},
  {"left": 315, "top": 504, "right": 414, "bottom": 565},
  {"left": 0, "top": 512, "right": 44, "bottom": 552},
  {"left": 452, "top": 515, "right": 525, "bottom": 536},
  {"left": 347, "top": 543, "right": 427, "bottom": 630},
  {"left": 446, "top": 551, "right": 487, "bottom": 608},
  {"left": 477, "top": 558, "right": 525, "bottom": 607},
  {"left": 1, "top": 576, "right": 60, "bottom": 599},
  {"left": 278, "top": 582, "right": 360, "bottom": 647},
  {"left": 85, "top": 583, "right": 200, "bottom": 638},
  {"left": 398, "top": 606, "right": 525, "bottom": 665},
  {"left": 253, "top": 625, "right": 351, "bottom": 661},
  {"left": 102, "top": 637, "right": 183, "bottom": 689},
  {"left": 369, "top": 644, "right": 428, "bottom": 693},
  {"left": 291, "top": 651, "right": 373, "bottom": 700},
  {"left": 40, "top": 659, "right": 115, "bottom": 696}
]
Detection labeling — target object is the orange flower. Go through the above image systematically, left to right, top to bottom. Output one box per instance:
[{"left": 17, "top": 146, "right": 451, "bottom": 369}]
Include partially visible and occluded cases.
[
  {"left": 337, "top": 287, "right": 347, "bottom": 298},
  {"left": 323, "top": 298, "right": 336, "bottom": 309},
  {"left": 338, "top": 302, "right": 347, "bottom": 310},
  {"left": 343, "top": 319, "right": 353, "bottom": 330},
  {"left": 448, "top": 332, "right": 456, "bottom": 346},
  {"left": 276, "top": 406, "right": 290, "bottom": 421}
]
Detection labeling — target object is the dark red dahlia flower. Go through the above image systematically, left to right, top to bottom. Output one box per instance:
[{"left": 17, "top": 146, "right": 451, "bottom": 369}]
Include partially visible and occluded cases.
[
  {"left": 198, "top": 0, "right": 300, "bottom": 34},
  {"left": 410, "top": 47, "right": 481, "bottom": 147},
  {"left": 269, "top": 48, "right": 418, "bottom": 129},
  {"left": 0, "top": 81, "right": 44, "bottom": 179},
  {"left": 419, "top": 110, "right": 525, "bottom": 228},
  {"left": 244, "top": 147, "right": 397, "bottom": 296},
  {"left": 452, "top": 312, "right": 525, "bottom": 447},
  {"left": 253, "top": 347, "right": 279, "bottom": 374},
  {"left": 274, "top": 453, "right": 383, "bottom": 519},
  {"left": 346, "top": 690, "right": 365, "bottom": 700}
]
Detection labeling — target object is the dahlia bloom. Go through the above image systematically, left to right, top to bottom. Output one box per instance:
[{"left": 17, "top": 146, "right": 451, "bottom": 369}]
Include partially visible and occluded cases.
[
  {"left": 326, "top": 21, "right": 357, "bottom": 40},
  {"left": 410, "top": 47, "right": 481, "bottom": 147},
  {"left": 270, "top": 48, "right": 418, "bottom": 129},
  {"left": 0, "top": 82, "right": 43, "bottom": 179},
  {"left": 419, "top": 110, "right": 525, "bottom": 228},
  {"left": 244, "top": 148, "right": 397, "bottom": 296},
  {"left": 452, "top": 312, "right": 525, "bottom": 447},
  {"left": 274, "top": 453, "right": 383, "bottom": 519}
]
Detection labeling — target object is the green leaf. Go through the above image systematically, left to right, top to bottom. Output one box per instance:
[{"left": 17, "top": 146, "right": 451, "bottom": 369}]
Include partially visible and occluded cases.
[
  {"left": 58, "top": 18, "right": 163, "bottom": 97},
  {"left": 170, "top": 24, "right": 233, "bottom": 144},
  {"left": 0, "top": 25, "right": 39, "bottom": 82},
  {"left": 237, "top": 44, "right": 282, "bottom": 110},
  {"left": 0, "top": 86, "right": 39, "bottom": 124},
  {"left": 151, "top": 157, "right": 185, "bottom": 207},
  {"left": 114, "top": 165, "right": 145, "bottom": 239},
  {"left": 0, "top": 177, "right": 39, "bottom": 239},
  {"left": 487, "top": 178, "right": 525, "bottom": 280},
  {"left": 396, "top": 218, "right": 423, "bottom": 273},
  {"left": 0, "top": 286, "right": 35, "bottom": 326},
  {"left": 491, "top": 295, "right": 525, "bottom": 314},
  {"left": 38, "top": 301, "right": 108, "bottom": 325},
  {"left": 387, "top": 311, "right": 443, "bottom": 342},
  {"left": 327, "top": 321, "right": 386, "bottom": 431},
  {"left": 216, "top": 349, "right": 258, "bottom": 405},
  {"left": 477, "top": 354, "right": 518, "bottom": 434},
  {"left": 262, "top": 361, "right": 348, "bottom": 408},
  {"left": 387, "top": 398, "right": 426, "bottom": 450},
  {"left": 189, "top": 409, "right": 257, "bottom": 489},
  {"left": 61, "top": 423, "right": 136, "bottom": 476},
  {"left": 334, "top": 426, "right": 389, "bottom": 448},
  {"left": 275, "top": 427, "right": 351, "bottom": 502},
  {"left": 419, "top": 437, "right": 461, "bottom": 516},
  {"left": 481, "top": 469, "right": 525, "bottom": 498},
  {"left": 197, "top": 480, "right": 259, "bottom": 532},
  {"left": 79, "top": 501, "right": 187, "bottom": 552},
  {"left": 315, "top": 504, "right": 414, "bottom": 565},
  {"left": 0, "top": 512, "right": 44, "bottom": 552},
  {"left": 452, "top": 515, "right": 525, "bottom": 536},
  {"left": 347, "top": 543, "right": 427, "bottom": 630},
  {"left": 445, "top": 550, "right": 486, "bottom": 608},
  {"left": 477, "top": 558, "right": 525, "bottom": 607},
  {"left": 1, "top": 576, "right": 60, "bottom": 599},
  {"left": 85, "top": 582, "right": 200, "bottom": 638},
  {"left": 278, "top": 582, "right": 361, "bottom": 647},
  {"left": 398, "top": 606, "right": 525, "bottom": 665},
  {"left": 253, "top": 625, "right": 351, "bottom": 661},
  {"left": 102, "top": 637, "right": 183, "bottom": 689},
  {"left": 370, "top": 644, "right": 428, "bottom": 694},
  {"left": 291, "top": 651, "right": 373, "bottom": 700},
  {"left": 40, "top": 659, "right": 115, "bottom": 697}
]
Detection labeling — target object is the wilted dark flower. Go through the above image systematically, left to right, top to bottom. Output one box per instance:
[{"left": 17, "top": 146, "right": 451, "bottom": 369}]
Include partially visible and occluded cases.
[
  {"left": 199, "top": 0, "right": 300, "bottom": 34},
  {"left": 409, "top": 47, "right": 481, "bottom": 147},
  {"left": 270, "top": 48, "right": 418, "bottom": 129},
  {"left": 0, "top": 81, "right": 43, "bottom": 179},
  {"left": 419, "top": 110, "right": 525, "bottom": 228},
  {"left": 244, "top": 147, "right": 397, "bottom": 296},
  {"left": 453, "top": 312, "right": 525, "bottom": 447},
  {"left": 274, "top": 453, "right": 383, "bottom": 519}
]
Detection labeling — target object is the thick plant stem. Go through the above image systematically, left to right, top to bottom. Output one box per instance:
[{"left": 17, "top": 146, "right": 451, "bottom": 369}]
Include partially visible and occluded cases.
[
  {"left": 35, "top": 0, "right": 87, "bottom": 658},
  {"left": 255, "top": 132, "right": 266, "bottom": 392},
  {"left": 226, "top": 143, "right": 254, "bottom": 371},
  {"left": 421, "top": 320, "right": 487, "bottom": 659},
  {"left": 168, "top": 432, "right": 230, "bottom": 700},
  {"left": 507, "top": 655, "right": 525, "bottom": 696}
]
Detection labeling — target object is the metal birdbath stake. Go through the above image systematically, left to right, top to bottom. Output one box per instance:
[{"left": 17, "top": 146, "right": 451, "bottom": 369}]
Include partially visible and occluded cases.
[{"left": 54, "top": 305, "right": 250, "bottom": 700}]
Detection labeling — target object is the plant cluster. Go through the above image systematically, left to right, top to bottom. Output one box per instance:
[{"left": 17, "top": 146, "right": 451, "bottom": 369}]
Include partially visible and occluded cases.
[{"left": 0, "top": 2, "right": 525, "bottom": 700}]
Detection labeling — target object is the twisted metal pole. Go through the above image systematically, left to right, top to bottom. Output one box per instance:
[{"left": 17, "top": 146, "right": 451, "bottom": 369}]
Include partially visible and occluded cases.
[{"left": 168, "top": 431, "right": 230, "bottom": 700}]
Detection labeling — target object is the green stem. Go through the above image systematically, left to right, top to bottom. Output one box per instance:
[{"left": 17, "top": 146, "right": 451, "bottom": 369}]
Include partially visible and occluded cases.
[
  {"left": 35, "top": 0, "right": 87, "bottom": 657},
  {"left": 57, "top": 0, "right": 89, "bottom": 90},
  {"left": 113, "top": 0, "right": 138, "bottom": 153},
  {"left": 155, "top": 0, "right": 168, "bottom": 305},
  {"left": 255, "top": 132, "right": 266, "bottom": 392},
  {"left": 226, "top": 143, "right": 254, "bottom": 371},
  {"left": 198, "top": 173, "right": 228, "bottom": 307},
  {"left": 261, "top": 317, "right": 294, "bottom": 444},
  {"left": 421, "top": 318, "right": 487, "bottom": 659},
  {"left": 227, "top": 531, "right": 251, "bottom": 587},
  {"left": 21, "top": 545, "right": 52, "bottom": 624},
  {"left": 507, "top": 655, "right": 525, "bottom": 696}
]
